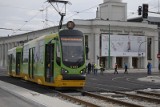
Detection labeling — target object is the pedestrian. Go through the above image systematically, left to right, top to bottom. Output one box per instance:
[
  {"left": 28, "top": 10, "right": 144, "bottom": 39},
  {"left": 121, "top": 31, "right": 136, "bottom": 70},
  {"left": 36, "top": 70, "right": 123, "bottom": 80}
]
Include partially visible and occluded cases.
[
  {"left": 87, "top": 62, "right": 91, "bottom": 74},
  {"left": 147, "top": 62, "right": 152, "bottom": 75},
  {"left": 100, "top": 63, "right": 105, "bottom": 75},
  {"left": 114, "top": 63, "right": 118, "bottom": 74},
  {"left": 124, "top": 63, "right": 128, "bottom": 74},
  {"left": 94, "top": 64, "right": 98, "bottom": 75}
]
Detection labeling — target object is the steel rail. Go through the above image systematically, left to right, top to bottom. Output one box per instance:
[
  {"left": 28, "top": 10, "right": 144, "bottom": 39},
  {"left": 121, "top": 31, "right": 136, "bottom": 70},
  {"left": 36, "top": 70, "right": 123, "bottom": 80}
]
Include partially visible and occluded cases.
[
  {"left": 137, "top": 90, "right": 160, "bottom": 97},
  {"left": 56, "top": 91, "right": 100, "bottom": 107},
  {"left": 82, "top": 91, "right": 144, "bottom": 107},
  {"left": 114, "top": 91, "right": 160, "bottom": 104}
]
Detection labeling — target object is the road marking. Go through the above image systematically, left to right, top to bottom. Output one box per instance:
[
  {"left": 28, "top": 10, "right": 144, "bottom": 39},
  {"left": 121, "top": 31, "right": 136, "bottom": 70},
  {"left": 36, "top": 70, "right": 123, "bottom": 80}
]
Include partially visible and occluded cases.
[{"left": 112, "top": 77, "right": 127, "bottom": 81}]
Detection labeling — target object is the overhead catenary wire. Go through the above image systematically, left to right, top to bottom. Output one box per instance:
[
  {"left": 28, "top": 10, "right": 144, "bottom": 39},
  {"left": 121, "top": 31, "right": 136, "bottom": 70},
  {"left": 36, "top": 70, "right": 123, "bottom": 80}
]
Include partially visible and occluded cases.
[
  {"left": 0, "top": 1, "right": 101, "bottom": 36},
  {"left": 0, "top": 3, "right": 54, "bottom": 36},
  {"left": 11, "top": 4, "right": 51, "bottom": 35},
  {"left": 46, "top": 4, "right": 99, "bottom": 26},
  {"left": 65, "top": 4, "right": 99, "bottom": 21},
  {"left": 12, "top": 11, "right": 41, "bottom": 34},
  {"left": 0, "top": 27, "right": 32, "bottom": 32}
]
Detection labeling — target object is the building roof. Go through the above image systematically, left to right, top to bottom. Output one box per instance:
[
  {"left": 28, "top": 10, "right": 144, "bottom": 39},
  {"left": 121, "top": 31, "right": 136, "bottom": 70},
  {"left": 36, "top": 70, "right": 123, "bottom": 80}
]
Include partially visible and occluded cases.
[{"left": 128, "top": 16, "right": 160, "bottom": 23}]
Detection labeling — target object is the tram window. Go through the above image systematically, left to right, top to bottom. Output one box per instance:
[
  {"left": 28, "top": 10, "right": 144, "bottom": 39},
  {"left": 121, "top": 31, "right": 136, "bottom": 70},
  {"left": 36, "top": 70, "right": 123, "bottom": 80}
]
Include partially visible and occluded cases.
[
  {"left": 56, "top": 43, "right": 60, "bottom": 57},
  {"left": 56, "top": 44, "right": 61, "bottom": 66},
  {"left": 23, "top": 45, "right": 29, "bottom": 63},
  {"left": 39, "top": 45, "right": 44, "bottom": 63},
  {"left": 12, "top": 53, "right": 16, "bottom": 64}
]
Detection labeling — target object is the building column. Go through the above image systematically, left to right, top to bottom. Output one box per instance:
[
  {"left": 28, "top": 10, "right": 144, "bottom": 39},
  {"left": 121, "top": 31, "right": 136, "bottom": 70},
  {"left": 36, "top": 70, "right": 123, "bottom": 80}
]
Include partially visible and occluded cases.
[
  {"left": 94, "top": 34, "right": 100, "bottom": 65},
  {"left": 153, "top": 36, "right": 158, "bottom": 68},
  {"left": 11, "top": 42, "right": 14, "bottom": 49},
  {"left": 15, "top": 42, "right": 18, "bottom": 47},
  {"left": 8, "top": 43, "right": 11, "bottom": 50},
  {"left": 2, "top": 44, "right": 5, "bottom": 67},
  {"left": 4, "top": 44, "right": 8, "bottom": 67},
  {"left": 0, "top": 45, "right": 2, "bottom": 66},
  {"left": 112, "top": 56, "right": 116, "bottom": 69},
  {"left": 128, "top": 56, "right": 132, "bottom": 69},
  {"left": 142, "top": 56, "right": 147, "bottom": 69}
]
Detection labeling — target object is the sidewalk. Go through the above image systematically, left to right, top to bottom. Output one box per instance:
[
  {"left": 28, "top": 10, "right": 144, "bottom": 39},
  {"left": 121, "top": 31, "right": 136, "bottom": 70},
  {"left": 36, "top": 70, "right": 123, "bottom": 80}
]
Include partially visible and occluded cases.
[
  {"left": 101, "top": 68, "right": 160, "bottom": 74},
  {"left": 0, "top": 80, "right": 80, "bottom": 107}
]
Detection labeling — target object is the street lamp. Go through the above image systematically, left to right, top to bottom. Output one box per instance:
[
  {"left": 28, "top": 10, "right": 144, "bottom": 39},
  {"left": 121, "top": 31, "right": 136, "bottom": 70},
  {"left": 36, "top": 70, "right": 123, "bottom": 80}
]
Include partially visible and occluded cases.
[{"left": 138, "top": 41, "right": 146, "bottom": 68}]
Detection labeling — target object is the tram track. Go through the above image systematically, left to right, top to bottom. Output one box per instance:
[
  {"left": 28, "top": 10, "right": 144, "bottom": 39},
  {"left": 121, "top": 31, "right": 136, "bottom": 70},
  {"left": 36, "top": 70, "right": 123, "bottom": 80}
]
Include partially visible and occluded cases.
[
  {"left": 1, "top": 68, "right": 160, "bottom": 106},
  {"left": 52, "top": 89, "right": 143, "bottom": 107},
  {"left": 58, "top": 89, "right": 160, "bottom": 107},
  {"left": 55, "top": 90, "right": 100, "bottom": 107},
  {"left": 136, "top": 90, "right": 160, "bottom": 98},
  {"left": 79, "top": 91, "right": 143, "bottom": 107},
  {"left": 114, "top": 91, "right": 160, "bottom": 104}
]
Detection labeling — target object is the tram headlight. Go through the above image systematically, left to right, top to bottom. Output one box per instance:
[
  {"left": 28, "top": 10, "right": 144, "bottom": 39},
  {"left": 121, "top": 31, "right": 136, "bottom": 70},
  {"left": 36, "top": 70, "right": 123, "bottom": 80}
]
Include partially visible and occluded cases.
[
  {"left": 61, "top": 69, "right": 68, "bottom": 74},
  {"left": 80, "top": 69, "right": 86, "bottom": 74}
]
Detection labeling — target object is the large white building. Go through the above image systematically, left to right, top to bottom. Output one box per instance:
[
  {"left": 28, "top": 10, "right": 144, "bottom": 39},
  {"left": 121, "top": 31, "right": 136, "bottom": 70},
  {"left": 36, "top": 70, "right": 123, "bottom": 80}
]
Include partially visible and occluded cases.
[
  {"left": 0, "top": 0, "right": 159, "bottom": 70},
  {"left": 74, "top": 0, "right": 158, "bottom": 69}
]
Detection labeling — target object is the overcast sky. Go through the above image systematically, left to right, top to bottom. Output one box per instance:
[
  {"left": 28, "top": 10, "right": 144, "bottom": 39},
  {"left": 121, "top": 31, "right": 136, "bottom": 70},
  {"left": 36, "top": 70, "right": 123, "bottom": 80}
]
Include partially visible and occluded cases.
[{"left": 0, "top": 0, "right": 160, "bottom": 37}]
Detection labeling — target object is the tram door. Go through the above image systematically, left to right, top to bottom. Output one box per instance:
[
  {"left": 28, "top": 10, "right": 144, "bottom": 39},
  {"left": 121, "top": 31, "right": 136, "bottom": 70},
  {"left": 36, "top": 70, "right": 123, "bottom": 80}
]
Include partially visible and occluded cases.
[
  {"left": 45, "top": 44, "right": 54, "bottom": 83},
  {"left": 28, "top": 48, "right": 35, "bottom": 79},
  {"left": 16, "top": 52, "right": 21, "bottom": 75},
  {"left": 8, "top": 54, "right": 12, "bottom": 74}
]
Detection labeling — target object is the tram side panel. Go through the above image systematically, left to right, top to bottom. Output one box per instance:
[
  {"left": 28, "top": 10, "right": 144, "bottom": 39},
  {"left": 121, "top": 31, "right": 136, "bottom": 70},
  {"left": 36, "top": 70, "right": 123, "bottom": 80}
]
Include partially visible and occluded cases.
[
  {"left": 21, "top": 34, "right": 61, "bottom": 86},
  {"left": 43, "top": 34, "right": 61, "bottom": 86},
  {"left": 22, "top": 40, "right": 37, "bottom": 81},
  {"left": 8, "top": 46, "right": 22, "bottom": 77},
  {"left": 8, "top": 48, "right": 15, "bottom": 76}
]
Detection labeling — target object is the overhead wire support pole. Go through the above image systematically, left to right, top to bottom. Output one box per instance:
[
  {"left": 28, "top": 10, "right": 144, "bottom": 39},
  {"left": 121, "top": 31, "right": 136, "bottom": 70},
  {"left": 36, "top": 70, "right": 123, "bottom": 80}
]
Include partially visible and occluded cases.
[{"left": 47, "top": 0, "right": 71, "bottom": 30}]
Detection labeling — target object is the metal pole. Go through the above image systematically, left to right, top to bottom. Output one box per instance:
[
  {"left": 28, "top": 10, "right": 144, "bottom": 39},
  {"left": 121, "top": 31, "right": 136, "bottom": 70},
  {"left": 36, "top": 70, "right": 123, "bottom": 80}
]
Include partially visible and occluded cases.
[
  {"left": 158, "top": 0, "right": 160, "bottom": 13},
  {"left": 108, "top": 24, "right": 111, "bottom": 69}
]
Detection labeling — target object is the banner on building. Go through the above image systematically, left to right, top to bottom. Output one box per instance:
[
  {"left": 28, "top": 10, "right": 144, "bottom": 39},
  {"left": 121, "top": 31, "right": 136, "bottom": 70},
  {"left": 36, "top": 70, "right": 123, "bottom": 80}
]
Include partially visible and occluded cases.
[{"left": 101, "top": 34, "right": 146, "bottom": 57}]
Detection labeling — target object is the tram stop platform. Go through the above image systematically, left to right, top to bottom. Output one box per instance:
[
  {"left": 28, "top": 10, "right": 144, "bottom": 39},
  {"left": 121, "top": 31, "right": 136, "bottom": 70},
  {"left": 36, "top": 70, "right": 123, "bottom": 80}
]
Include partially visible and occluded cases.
[{"left": 0, "top": 80, "right": 80, "bottom": 107}]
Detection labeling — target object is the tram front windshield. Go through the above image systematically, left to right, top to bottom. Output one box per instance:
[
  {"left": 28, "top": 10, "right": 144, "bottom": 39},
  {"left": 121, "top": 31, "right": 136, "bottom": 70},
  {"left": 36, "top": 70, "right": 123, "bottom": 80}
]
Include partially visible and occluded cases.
[{"left": 61, "top": 37, "right": 84, "bottom": 67}]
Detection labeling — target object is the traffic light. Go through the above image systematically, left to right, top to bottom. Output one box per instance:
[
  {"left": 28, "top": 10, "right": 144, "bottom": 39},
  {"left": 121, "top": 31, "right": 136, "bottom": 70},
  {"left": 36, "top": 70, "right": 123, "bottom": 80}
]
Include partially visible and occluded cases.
[
  {"left": 142, "top": 4, "right": 148, "bottom": 18},
  {"left": 138, "top": 6, "right": 142, "bottom": 15}
]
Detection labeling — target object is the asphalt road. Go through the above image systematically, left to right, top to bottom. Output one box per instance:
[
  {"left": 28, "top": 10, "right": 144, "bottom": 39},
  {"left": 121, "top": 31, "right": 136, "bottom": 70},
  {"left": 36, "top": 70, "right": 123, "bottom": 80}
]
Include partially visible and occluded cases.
[
  {"left": 84, "top": 71, "right": 160, "bottom": 92},
  {"left": 0, "top": 88, "right": 45, "bottom": 107}
]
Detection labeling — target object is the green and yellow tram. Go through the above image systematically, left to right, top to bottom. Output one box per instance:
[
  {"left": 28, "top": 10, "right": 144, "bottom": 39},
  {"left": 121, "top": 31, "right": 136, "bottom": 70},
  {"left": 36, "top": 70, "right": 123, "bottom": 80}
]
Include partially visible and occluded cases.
[{"left": 8, "top": 21, "right": 86, "bottom": 88}]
